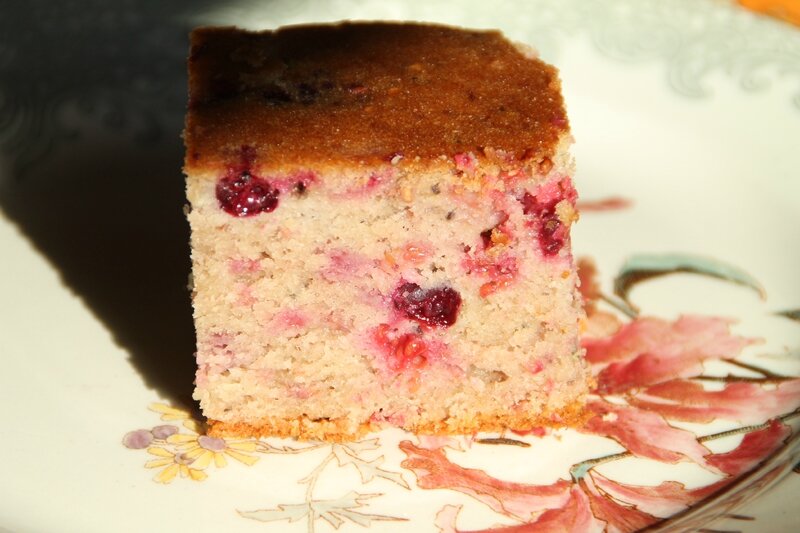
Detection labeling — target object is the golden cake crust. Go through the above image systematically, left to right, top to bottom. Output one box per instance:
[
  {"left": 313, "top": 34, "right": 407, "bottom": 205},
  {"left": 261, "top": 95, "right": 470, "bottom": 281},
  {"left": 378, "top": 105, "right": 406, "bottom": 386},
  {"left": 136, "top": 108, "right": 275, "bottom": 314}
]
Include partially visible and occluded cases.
[
  {"left": 185, "top": 22, "right": 569, "bottom": 174},
  {"left": 206, "top": 400, "right": 589, "bottom": 442}
]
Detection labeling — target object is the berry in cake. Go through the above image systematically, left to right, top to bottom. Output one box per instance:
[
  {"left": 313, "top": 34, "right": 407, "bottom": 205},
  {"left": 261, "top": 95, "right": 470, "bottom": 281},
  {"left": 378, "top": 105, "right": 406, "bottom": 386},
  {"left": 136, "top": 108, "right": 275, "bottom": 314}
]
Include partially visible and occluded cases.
[{"left": 184, "top": 22, "right": 590, "bottom": 441}]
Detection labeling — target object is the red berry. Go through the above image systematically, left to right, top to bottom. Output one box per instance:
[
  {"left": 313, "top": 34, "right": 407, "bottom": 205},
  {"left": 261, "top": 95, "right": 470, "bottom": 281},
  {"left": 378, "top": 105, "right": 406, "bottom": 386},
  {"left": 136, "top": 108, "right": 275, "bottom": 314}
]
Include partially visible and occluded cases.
[
  {"left": 216, "top": 171, "right": 279, "bottom": 217},
  {"left": 520, "top": 191, "right": 565, "bottom": 256},
  {"left": 521, "top": 191, "right": 556, "bottom": 218},
  {"left": 539, "top": 216, "right": 564, "bottom": 255},
  {"left": 480, "top": 228, "right": 494, "bottom": 249},
  {"left": 392, "top": 282, "right": 462, "bottom": 328},
  {"left": 371, "top": 325, "right": 430, "bottom": 371},
  {"left": 390, "top": 334, "right": 428, "bottom": 371}
]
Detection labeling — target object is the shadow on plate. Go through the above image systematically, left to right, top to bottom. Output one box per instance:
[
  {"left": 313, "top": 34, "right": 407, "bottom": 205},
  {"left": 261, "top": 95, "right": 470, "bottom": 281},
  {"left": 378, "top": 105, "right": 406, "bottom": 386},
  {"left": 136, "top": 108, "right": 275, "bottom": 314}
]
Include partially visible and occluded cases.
[
  {"left": 0, "top": 0, "right": 244, "bottom": 411},
  {"left": 0, "top": 136, "right": 198, "bottom": 409}
]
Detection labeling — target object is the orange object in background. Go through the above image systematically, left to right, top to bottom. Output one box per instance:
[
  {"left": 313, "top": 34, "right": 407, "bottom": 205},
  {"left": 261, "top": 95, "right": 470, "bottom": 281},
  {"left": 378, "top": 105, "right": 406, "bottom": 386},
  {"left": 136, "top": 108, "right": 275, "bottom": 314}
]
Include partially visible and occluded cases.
[{"left": 739, "top": 0, "right": 800, "bottom": 26}]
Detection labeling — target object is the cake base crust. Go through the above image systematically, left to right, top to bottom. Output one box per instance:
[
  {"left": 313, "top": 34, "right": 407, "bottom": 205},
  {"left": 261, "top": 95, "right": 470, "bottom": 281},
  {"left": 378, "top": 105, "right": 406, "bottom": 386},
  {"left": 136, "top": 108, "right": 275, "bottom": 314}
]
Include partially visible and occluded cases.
[{"left": 206, "top": 399, "right": 589, "bottom": 442}]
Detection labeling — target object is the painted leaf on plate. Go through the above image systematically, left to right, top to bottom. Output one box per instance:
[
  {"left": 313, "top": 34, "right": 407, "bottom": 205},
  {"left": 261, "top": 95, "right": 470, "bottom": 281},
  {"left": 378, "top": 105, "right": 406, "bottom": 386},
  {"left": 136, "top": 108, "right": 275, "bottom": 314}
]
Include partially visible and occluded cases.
[
  {"left": 576, "top": 197, "right": 633, "bottom": 212},
  {"left": 613, "top": 253, "right": 766, "bottom": 310},
  {"left": 583, "top": 315, "right": 755, "bottom": 394},
  {"left": 630, "top": 379, "right": 800, "bottom": 425},
  {"left": 580, "top": 400, "right": 717, "bottom": 471},
  {"left": 586, "top": 420, "right": 792, "bottom": 518},
  {"left": 705, "top": 420, "right": 792, "bottom": 477},
  {"left": 399, "top": 440, "right": 572, "bottom": 521},
  {"left": 332, "top": 444, "right": 410, "bottom": 488},
  {"left": 588, "top": 473, "right": 705, "bottom": 518},
  {"left": 580, "top": 476, "right": 659, "bottom": 533},
  {"left": 518, "top": 486, "right": 606, "bottom": 533},
  {"left": 432, "top": 488, "right": 606, "bottom": 533},
  {"left": 239, "top": 492, "right": 405, "bottom": 528},
  {"left": 238, "top": 502, "right": 310, "bottom": 524}
]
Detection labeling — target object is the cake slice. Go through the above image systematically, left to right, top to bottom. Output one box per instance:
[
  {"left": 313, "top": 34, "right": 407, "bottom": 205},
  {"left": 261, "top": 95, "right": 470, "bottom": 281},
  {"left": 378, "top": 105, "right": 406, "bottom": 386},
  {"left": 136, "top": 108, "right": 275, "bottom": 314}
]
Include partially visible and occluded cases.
[{"left": 184, "top": 22, "right": 589, "bottom": 441}]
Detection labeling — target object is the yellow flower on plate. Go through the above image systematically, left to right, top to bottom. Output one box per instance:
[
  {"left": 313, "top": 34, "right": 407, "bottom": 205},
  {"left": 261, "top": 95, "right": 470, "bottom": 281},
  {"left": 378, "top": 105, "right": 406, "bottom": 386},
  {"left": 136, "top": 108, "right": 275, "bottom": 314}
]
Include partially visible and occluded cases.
[
  {"left": 148, "top": 403, "right": 192, "bottom": 422},
  {"left": 168, "top": 433, "right": 260, "bottom": 469},
  {"left": 145, "top": 446, "right": 207, "bottom": 483}
]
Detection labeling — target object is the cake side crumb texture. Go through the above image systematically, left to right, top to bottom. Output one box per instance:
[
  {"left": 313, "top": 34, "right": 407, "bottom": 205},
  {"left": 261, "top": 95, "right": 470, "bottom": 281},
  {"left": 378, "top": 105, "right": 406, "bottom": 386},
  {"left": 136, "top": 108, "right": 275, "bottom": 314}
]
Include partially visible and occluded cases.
[{"left": 184, "top": 22, "right": 590, "bottom": 441}]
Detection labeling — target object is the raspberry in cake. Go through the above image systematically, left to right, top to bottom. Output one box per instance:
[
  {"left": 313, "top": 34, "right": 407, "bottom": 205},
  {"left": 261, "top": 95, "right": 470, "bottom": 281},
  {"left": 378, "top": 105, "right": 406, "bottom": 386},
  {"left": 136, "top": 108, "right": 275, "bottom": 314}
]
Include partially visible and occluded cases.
[{"left": 184, "top": 22, "right": 590, "bottom": 441}]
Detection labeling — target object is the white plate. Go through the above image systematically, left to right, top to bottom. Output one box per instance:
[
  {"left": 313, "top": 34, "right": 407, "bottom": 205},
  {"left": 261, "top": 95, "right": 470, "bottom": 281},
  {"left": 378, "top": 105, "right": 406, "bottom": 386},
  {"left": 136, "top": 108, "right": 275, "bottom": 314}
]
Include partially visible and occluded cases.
[{"left": 2, "top": 1, "right": 799, "bottom": 532}]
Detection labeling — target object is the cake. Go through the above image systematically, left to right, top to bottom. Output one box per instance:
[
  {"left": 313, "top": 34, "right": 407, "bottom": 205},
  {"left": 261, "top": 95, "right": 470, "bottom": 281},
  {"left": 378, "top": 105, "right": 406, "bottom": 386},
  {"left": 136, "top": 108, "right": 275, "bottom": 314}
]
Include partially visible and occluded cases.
[{"left": 184, "top": 22, "right": 590, "bottom": 441}]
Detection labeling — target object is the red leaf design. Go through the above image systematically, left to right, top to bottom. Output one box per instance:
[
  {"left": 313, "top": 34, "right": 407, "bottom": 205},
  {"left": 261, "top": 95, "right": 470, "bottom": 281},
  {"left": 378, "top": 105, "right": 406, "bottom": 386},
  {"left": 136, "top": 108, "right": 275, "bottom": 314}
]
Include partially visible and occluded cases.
[
  {"left": 576, "top": 197, "right": 632, "bottom": 212},
  {"left": 582, "top": 316, "right": 754, "bottom": 393},
  {"left": 584, "top": 316, "right": 751, "bottom": 365},
  {"left": 597, "top": 353, "right": 709, "bottom": 395},
  {"left": 631, "top": 379, "right": 800, "bottom": 424},
  {"left": 581, "top": 400, "right": 716, "bottom": 471},
  {"left": 706, "top": 419, "right": 792, "bottom": 477},
  {"left": 585, "top": 421, "right": 791, "bottom": 517},
  {"left": 399, "top": 440, "right": 571, "bottom": 521},
  {"left": 589, "top": 472, "right": 703, "bottom": 517},
  {"left": 580, "top": 476, "right": 659, "bottom": 533},
  {"left": 517, "top": 486, "right": 606, "bottom": 533},
  {"left": 439, "top": 488, "right": 606, "bottom": 533},
  {"left": 433, "top": 494, "right": 605, "bottom": 533},
  {"left": 433, "top": 504, "right": 462, "bottom": 533}
]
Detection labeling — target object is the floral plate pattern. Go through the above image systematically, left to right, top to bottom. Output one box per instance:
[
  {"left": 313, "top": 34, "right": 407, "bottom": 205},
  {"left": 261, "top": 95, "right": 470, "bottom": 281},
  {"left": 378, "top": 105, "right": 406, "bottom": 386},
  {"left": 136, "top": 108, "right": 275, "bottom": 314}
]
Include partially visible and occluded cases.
[
  {"left": 1, "top": 1, "right": 799, "bottom": 532},
  {"left": 120, "top": 252, "right": 800, "bottom": 532}
]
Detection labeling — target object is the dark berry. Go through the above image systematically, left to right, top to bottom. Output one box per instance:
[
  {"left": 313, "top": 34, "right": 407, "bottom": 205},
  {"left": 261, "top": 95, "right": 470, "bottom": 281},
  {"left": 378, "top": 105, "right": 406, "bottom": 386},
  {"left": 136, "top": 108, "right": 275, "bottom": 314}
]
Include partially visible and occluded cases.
[
  {"left": 216, "top": 171, "right": 279, "bottom": 217},
  {"left": 294, "top": 181, "right": 307, "bottom": 195},
  {"left": 520, "top": 191, "right": 564, "bottom": 256},
  {"left": 521, "top": 191, "right": 557, "bottom": 218},
  {"left": 539, "top": 216, "right": 564, "bottom": 256},
  {"left": 480, "top": 229, "right": 494, "bottom": 249},
  {"left": 392, "top": 282, "right": 462, "bottom": 328}
]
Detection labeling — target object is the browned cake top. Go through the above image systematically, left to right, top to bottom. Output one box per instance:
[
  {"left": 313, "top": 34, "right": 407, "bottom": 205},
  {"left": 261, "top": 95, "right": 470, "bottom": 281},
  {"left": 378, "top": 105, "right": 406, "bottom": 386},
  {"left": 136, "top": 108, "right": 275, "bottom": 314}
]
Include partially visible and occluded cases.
[{"left": 185, "top": 22, "right": 569, "bottom": 173}]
